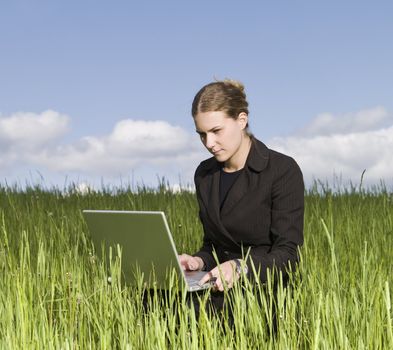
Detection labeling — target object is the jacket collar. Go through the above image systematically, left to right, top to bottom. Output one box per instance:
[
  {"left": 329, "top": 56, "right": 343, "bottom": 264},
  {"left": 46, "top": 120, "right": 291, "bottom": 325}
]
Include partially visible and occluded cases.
[{"left": 246, "top": 137, "right": 270, "bottom": 173}]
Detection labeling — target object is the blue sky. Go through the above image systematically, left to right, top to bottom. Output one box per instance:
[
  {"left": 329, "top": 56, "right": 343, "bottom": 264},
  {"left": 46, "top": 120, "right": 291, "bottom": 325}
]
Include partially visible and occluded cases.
[{"left": 1, "top": 1, "right": 392, "bottom": 189}]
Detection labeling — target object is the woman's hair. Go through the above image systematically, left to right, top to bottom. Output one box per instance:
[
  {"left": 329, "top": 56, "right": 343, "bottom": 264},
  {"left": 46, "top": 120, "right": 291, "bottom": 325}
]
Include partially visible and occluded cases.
[{"left": 191, "top": 79, "right": 249, "bottom": 121}]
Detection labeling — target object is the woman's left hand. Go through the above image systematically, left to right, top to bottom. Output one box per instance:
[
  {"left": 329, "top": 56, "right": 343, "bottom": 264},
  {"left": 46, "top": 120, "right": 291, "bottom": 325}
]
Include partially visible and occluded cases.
[{"left": 198, "top": 260, "right": 239, "bottom": 292}]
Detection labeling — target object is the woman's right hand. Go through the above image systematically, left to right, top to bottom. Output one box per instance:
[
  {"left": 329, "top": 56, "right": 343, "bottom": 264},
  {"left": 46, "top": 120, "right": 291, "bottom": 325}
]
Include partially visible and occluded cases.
[{"left": 178, "top": 254, "right": 204, "bottom": 271}]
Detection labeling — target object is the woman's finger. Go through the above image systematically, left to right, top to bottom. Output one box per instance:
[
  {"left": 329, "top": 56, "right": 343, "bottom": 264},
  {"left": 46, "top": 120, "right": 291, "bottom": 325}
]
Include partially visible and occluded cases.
[
  {"left": 188, "top": 257, "right": 199, "bottom": 270},
  {"left": 198, "top": 269, "right": 214, "bottom": 285},
  {"left": 215, "top": 277, "right": 223, "bottom": 292}
]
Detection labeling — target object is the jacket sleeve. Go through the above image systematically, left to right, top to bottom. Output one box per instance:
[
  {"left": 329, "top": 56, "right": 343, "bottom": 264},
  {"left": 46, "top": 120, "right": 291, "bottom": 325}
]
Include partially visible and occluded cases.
[
  {"left": 246, "top": 157, "right": 304, "bottom": 283},
  {"left": 191, "top": 162, "right": 218, "bottom": 271},
  {"left": 192, "top": 220, "right": 217, "bottom": 271}
]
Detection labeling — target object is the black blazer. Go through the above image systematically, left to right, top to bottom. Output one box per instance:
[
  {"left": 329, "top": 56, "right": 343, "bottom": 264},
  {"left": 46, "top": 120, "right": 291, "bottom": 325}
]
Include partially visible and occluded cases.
[{"left": 193, "top": 137, "right": 304, "bottom": 283}]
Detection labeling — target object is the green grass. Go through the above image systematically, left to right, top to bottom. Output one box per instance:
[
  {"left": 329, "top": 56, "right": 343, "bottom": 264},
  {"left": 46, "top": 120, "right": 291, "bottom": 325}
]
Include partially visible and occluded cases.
[{"left": 0, "top": 183, "right": 392, "bottom": 349}]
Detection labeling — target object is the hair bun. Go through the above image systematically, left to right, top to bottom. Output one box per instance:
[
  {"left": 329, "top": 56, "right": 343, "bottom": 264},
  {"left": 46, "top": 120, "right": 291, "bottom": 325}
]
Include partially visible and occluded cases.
[{"left": 222, "top": 79, "right": 245, "bottom": 93}]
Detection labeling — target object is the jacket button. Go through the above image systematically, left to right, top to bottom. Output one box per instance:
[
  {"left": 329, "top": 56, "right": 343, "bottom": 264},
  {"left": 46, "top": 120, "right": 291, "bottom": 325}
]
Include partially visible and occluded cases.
[{"left": 224, "top": 250, "right": 229, "bottom": 255}]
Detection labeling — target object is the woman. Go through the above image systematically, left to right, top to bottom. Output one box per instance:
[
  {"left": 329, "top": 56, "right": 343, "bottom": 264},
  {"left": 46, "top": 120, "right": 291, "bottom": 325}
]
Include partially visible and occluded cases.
[{"left": 179, "top": 80, "right": 304, "bottom": 294}]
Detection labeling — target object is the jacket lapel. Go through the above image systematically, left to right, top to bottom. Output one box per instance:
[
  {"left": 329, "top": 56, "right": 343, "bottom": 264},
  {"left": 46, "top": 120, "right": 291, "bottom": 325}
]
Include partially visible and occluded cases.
[
  {"left": 221, "top": 138, "right": 270, "bottom": 216},
  {"left": 198, "top": 161, "right": 220, "bottom": 216},
  {"left": 198, "top": 163, "right": 240, "bottom": 246},
  {"left": 201, "top": 167, "right": 221, "bottom": 224}
]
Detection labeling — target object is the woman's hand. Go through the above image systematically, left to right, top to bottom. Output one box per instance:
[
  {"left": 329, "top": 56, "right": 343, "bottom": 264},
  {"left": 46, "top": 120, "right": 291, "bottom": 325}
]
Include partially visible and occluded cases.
[
  {"left": 178, "top": 254, "right": 204, "bottom": 271},
  {"left": 199, "top": 260, "right": 240, "bottom": 292}
]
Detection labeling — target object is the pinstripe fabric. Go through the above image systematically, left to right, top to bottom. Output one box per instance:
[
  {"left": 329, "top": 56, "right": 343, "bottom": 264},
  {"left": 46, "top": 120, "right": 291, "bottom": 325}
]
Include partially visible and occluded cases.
[{"left": 193, "top": 137, "right": 304, "bottom": 283}]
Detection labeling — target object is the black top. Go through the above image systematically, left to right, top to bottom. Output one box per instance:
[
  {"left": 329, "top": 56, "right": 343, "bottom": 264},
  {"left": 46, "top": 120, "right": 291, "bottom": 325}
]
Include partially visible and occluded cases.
[
  {"left": 193, "top": 137, "right": 304, "bottom": 284},
  {"left": 219, "top": 168, "right": 243, "bottom": 209}
]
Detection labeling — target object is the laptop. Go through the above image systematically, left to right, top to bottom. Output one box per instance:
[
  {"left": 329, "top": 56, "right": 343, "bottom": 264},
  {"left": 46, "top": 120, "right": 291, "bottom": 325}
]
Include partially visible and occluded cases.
[{"left": 83, "top": 210, "right": 213, "bottom": 292}]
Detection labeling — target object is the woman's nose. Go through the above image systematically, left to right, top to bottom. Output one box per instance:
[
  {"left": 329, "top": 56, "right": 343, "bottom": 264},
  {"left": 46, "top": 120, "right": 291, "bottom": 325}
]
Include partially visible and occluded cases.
[{"left": 205, "top": 134, "right": 215, "bottom": 149}]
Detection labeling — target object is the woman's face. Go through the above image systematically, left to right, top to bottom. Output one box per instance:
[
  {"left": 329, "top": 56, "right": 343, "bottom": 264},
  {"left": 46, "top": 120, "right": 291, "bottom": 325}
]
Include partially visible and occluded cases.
[{"left": 194, "top": 111, "right": 248, "bottom": 164}]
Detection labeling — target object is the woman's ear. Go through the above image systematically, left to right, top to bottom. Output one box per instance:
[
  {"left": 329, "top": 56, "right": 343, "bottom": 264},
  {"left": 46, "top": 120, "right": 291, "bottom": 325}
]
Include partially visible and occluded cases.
[{"left": 237, "top": 112, "right": 248, "bottom": 130}]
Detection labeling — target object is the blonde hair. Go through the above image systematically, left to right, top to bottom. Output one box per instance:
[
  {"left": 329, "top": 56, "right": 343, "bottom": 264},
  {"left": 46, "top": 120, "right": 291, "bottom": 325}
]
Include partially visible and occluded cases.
[{"left": 191, "top": 79, "right": 249, "bottom": 122}]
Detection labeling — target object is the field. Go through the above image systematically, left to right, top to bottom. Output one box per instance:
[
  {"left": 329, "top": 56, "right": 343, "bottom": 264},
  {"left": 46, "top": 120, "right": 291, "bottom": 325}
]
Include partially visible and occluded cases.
[{"left": 1, "top": 182, "right": 392, "bottom": 349}]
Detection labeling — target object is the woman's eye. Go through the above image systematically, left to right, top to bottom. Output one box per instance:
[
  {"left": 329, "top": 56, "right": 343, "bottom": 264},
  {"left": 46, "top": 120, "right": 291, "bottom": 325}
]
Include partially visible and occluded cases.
[{"left": 213, "top": 129, "right": 220, "bottom": 134}]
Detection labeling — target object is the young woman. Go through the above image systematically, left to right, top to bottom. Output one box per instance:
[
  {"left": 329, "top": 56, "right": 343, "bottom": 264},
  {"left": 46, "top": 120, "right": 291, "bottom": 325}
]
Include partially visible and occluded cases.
[{"left": 179, "top": 80, "right": 304, "bottom": 294}]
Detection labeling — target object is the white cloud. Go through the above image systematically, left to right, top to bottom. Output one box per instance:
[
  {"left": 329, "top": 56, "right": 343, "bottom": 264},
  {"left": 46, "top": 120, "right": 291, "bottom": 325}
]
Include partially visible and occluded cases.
[
  {"left": 298, "top": 106, "right": 392, "bottom": 137},
  {"left": 1, "top": 107, "right": 392, "bottom": 189},
  {"left": 268, "top": 107, "right": 393, "bottom": 187},
  {"left": 0, "top": 110, "right": 69, "bottom": 149},
  {"left": 0, "top": 110, "right": 70, "bottom": 171},
  {"left": 0, "top": 112, "right": 206, "bottom": 186},
  {"left": 33, "top": 119, "right": 203, "bottom": 175}
]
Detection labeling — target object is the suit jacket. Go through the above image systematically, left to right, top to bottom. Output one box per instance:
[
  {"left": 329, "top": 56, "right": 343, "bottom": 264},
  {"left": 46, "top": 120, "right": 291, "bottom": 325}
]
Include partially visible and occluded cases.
[{"left": 193, "top": 137, "right": 304, "bottom": 283}]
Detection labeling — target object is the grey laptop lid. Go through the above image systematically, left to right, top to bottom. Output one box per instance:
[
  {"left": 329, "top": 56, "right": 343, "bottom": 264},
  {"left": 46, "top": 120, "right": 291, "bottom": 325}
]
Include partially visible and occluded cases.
[{"left": 83, "top": 210, "right": 211, "bottom": 291}]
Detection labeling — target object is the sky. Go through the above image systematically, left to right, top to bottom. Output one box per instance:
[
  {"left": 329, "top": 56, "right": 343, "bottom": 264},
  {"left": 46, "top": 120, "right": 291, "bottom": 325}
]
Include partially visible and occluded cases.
[{"left": 1, "top": 0, "right": 392, "bottom": 190}]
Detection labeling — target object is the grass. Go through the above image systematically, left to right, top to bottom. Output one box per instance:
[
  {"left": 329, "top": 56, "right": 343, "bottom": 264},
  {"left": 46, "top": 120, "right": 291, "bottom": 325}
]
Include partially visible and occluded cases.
[{"left": 0, "top": 182, "right": 392, "bottom": 349}]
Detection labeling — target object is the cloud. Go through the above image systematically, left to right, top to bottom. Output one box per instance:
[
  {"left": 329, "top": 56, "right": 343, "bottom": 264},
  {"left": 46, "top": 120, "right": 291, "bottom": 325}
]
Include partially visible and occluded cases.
[
  {"left": 297, "top": 106, "right": 392, "bottom": 137},
  {"left": 1, "top": 107, "right": 392, "bottom": 189},
  {"left": 268, "top": 107, "right": 393, "bottom": 187},
  {"left": 0, "top": 110, "right": 70, "bottom": 149},
  {"left": 0, "top": 110, "right": 70, "bottom": 170},
  {"left": 0, "top": 112, "right": 205, "bottom": 186},
  {"left": 33, "top": 119, "right": 203, "bottom": 174}
]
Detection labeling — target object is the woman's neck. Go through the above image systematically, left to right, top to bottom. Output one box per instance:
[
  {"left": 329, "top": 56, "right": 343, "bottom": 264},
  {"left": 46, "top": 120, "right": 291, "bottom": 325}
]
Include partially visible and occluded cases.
[{"left": 223, "top": 135, "right": 252, "bottom": 172}]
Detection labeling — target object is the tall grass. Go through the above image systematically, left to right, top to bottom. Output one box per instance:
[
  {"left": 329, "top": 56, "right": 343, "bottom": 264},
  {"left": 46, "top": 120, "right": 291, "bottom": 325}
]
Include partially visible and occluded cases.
[{"left": 0, "top": 183, "right": 392, "bottom": 348}]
